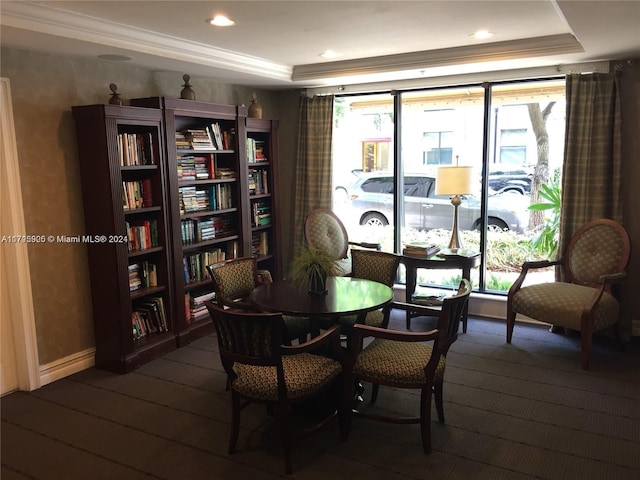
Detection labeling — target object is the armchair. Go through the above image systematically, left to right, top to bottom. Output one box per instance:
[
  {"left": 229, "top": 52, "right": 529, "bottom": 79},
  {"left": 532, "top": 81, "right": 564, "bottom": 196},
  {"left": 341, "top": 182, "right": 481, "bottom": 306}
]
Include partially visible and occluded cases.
[
  {"left": 304, "top": 208, "right": 380, "bottom": 275},
  {"left": 506, "top": 218, "right": 630, "bottom": 369},
  {"left": 342, "top": 279, "right": 471, "bottom": 453},
  {"left": 205, "top": 302, "right": 345, "bottom": 475}
]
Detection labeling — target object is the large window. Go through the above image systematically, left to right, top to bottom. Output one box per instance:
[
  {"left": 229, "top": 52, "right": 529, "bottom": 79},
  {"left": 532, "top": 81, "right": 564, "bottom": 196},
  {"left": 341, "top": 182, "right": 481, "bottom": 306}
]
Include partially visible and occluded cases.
[{"left": 332, "top": 79, "right": 565, "bottom": 294}]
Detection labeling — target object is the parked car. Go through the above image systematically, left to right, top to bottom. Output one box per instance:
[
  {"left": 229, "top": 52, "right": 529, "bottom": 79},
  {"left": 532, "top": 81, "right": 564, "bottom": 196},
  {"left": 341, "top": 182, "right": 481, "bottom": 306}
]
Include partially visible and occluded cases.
[
  {"left": 333, "top": 168, "right": 363, "bottom": 203},
  {"left": 488, "top": 168, "right": 533, "bottom": 195},
  {"left": 347, "top": 173, "right": 529, "bottom": 232}
]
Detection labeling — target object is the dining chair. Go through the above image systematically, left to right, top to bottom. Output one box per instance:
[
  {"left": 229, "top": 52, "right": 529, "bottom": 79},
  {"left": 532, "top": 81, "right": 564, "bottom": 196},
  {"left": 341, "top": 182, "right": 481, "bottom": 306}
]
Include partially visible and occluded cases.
[
  {"left": 304, "top": 208, "right": 380, "bottom": 275},
  {"left": 507, "top": 218, "right": 630, "bottom": 369},
  {"left": 337, "top": 249, "right": 401, "bottom": 335},
  {"left": 206, "top": 256, "right": 311, "bottom": 343},
  {"left": 342, "top": 279, "right": 471, "bottom": 454},
  {"left": 205, "top": 302, "right": 346, "bottom": 475}
]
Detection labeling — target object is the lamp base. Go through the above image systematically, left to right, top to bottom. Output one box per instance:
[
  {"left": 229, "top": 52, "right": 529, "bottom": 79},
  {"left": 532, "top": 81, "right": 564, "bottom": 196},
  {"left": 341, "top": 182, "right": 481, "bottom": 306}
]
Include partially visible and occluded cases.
[{"left": 447, "top": 195, "right": 463, "bottom": 251}]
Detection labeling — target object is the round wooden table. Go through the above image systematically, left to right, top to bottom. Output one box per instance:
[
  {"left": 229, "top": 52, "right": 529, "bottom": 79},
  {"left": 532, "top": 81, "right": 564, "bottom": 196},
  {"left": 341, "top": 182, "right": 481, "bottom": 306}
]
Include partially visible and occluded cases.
[{"left": 250, "top": 276, "right": 394, "bottom": 336}]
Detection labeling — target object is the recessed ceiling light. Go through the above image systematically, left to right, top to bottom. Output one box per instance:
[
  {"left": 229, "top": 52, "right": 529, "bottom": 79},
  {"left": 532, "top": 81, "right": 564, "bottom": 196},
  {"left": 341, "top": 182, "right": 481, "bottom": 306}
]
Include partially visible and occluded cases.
[
  {"left": 207, "top": 15, "right": 235, "bottom": 27},
  {"left": 471, "top": 30, "right": 494, "bottom": 40},
  {"left": 319, "top": 50, "right": 341, "bottom": 59}
]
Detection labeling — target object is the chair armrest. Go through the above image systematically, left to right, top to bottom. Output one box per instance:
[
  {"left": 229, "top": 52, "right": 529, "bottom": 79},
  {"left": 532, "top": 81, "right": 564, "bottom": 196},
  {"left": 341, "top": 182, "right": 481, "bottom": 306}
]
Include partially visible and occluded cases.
[
  {"left": 349, "top": 241, "right": 381, "bottom": 251},
  {"left": 508, "top": 258, "right": 562, "bottom": 298},
  {"left": 521, "top": 259, "right": 561, "bottom": 271},
  {"left": 599, "top": 272, "right": 626, "bottom": 284},
  {"left": 387, "top": 300, "right": 440, "bottom": 316},
  {"left": 352, "top": 323, "right": 439, "bottom": 343},
  {"left": 281, "top": 324, "right": 343, "bottom": 358}
]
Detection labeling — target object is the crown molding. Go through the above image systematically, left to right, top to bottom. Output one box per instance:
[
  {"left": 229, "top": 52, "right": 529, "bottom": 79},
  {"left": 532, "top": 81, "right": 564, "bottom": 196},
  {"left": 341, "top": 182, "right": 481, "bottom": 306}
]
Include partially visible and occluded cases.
[
  {"left": 1, "top": 1, "right": 292, "bottom": 82},
  {"left": 293, "top": 34, "right": 584, "bottom": 82}
]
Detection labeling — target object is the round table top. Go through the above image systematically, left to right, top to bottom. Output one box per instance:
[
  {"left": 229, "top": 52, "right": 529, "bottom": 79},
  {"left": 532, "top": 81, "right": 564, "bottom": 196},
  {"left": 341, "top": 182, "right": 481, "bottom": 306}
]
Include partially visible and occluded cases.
[{"left": 250, "top": 276, "right": 393, "bottom": 317}]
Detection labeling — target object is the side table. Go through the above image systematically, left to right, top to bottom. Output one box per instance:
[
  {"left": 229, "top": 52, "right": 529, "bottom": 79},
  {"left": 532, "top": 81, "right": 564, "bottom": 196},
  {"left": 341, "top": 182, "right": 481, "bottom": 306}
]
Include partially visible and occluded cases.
[{"left": 402, "top": 251, "right": 481, "bottom": 332}]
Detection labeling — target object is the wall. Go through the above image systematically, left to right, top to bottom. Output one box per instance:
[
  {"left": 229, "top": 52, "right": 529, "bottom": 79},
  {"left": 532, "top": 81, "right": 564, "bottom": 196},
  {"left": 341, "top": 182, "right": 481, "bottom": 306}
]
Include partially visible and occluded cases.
[
  {"left": 0, "top": 46, "right": 299, "bottom": 366},
  {"left": 618, "top": 59, "right": 640, "bottom": 336}
]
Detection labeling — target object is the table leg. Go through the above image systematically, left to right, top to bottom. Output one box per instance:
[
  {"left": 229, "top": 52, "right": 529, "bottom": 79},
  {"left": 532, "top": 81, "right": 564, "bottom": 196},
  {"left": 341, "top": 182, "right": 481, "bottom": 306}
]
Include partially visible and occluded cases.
[
  {"left": 405, "top": 263, "right": 417, "bottom": 330},
  {"left": 461, "top": 267, "right": 471, "bottom": 333}
]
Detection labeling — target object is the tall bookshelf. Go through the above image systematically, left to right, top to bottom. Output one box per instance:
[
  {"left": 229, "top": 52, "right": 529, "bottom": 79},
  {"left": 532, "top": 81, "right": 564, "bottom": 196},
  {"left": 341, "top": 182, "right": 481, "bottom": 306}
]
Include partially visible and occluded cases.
[
  {"left": 132, "top": 97, "right": 249, "bottom": 345},
  {"left": 72, "top": 105, "right": 175, "bottom": 373},
  {"left": 244, "top": 118, "right": 281, "bottom": 279}
]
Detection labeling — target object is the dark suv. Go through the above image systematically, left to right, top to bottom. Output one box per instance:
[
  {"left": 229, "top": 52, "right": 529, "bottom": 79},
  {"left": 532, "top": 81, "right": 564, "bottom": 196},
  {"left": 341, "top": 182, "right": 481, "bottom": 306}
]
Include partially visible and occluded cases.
[
  {"left": 488, "top": 168, "right": 533, "bottom": 195},
  {"left": 347, "top": 173, "right": 529, "bottom": 232}
]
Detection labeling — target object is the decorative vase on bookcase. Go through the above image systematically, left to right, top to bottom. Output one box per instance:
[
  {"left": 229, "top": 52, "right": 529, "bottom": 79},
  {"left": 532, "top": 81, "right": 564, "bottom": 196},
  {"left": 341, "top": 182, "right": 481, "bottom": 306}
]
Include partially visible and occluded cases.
[{"left": 72, "top": 104, "right": 176, "bottom": 373}]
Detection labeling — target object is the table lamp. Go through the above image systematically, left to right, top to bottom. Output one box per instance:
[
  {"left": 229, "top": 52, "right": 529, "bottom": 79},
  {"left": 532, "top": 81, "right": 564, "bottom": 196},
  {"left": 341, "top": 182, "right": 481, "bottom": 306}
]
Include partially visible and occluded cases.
[{"left": 435, "top": 164, "right": 474, "bottom": 251}]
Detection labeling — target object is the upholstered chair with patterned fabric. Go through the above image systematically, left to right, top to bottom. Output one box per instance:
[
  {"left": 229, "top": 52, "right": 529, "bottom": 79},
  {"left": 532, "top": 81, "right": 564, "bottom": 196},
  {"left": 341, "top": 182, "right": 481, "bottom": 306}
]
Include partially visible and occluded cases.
[
  {"left": 304, "top": 208, "right": 381, "bottom": 275},
  {"left": 507, "top": 218, "right": 630, "bottom": 370},
  {"left": 337, "top": 249, "right": 401, "bottom": 335},
  {"left": 206, "top": 257, "right": 311, "bottom": 344},
  {"left": 342, "top": 279, "right": 471, "bottom": 453},
  {"left": 205, "top": 302, "right": 346, "bottom": 475}
]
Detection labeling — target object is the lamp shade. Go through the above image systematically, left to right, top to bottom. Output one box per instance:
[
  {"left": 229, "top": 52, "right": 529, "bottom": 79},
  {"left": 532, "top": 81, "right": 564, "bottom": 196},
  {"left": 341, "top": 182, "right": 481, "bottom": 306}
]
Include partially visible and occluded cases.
[{"left": 435, "top": 166, "right": 474, "bottom": 195}]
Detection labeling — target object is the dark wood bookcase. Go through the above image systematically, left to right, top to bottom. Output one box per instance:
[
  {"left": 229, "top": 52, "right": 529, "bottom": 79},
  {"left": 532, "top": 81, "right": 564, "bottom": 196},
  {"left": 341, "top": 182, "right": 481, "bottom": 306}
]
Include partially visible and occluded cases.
[
  {"left": 131, "top": 97, "right": 251, "bottom": 345},
  {"left": 73, "top": 101, "right": 282, "bottom": 371},
  {"left": 72, "top": 105, "right": 176, "bottom": 373},
  {"left": 244, "top": 118, "right": 281, "bottom": 280}
]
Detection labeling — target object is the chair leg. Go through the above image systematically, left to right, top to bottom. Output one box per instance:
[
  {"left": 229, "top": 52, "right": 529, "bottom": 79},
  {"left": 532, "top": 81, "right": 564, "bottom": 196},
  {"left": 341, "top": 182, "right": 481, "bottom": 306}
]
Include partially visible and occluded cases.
[
  {"left": 506, "top": 308, "right": 516, "bottom": 343},
  {"left": 613, "top": 323, "right": 625, "bottom": 352},
  {"left": 580, "top": 328, "right": 593, "bottom": 370},
  {"left": 433, "top": 380, "right": 445, "bottom": 424},
  {"left": 370, "top": 384, "right": 379, "bottom": 405},
  {"left": 419, "top": 387, "right": 432, "bottom": 454},
  {"left": 228, "top": 391, "right": 241, "bottom": 454},
  {"left": 279, "top": 403, "right": 293, "bottom": 475}
]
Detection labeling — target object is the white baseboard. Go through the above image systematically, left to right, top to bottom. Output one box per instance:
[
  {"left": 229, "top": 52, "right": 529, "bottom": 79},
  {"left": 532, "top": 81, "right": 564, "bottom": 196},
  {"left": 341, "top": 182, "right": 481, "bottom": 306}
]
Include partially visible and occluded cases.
[{"left": 39, "top": 348, "right": 95, "bottom": 387}]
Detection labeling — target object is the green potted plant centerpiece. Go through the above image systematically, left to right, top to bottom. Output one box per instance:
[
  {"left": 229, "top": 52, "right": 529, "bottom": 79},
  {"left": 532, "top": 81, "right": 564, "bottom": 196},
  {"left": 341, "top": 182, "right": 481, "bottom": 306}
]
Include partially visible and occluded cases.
[{"left": 289, "top": 245, "right": 343, "bottom": 295}]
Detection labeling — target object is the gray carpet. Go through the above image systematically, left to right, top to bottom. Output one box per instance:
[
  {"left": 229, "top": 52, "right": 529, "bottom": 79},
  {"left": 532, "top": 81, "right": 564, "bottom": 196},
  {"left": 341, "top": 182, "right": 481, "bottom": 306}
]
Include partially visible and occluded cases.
[{"left": 2, "top": 313, "right": 639, "bottom": 480}]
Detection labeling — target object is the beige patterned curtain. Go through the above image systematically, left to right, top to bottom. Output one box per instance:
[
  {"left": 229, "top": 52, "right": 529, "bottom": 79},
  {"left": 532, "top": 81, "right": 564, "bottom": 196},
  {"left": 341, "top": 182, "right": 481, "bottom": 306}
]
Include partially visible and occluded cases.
[
  {"left": 559, "top": 72, "right": 623, "bottom": 253},
  {"left": 292, "top": 94, "right": 335, "bottom": 253}
]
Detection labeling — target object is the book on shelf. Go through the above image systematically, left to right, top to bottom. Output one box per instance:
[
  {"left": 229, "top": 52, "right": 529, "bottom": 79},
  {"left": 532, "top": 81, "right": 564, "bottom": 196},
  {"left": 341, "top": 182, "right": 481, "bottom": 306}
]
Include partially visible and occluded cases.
[
  {"left": 118, "top": 132, "right": 155, "bottom": 166},
  {"left": 122, "top": 179, "right": 153, "bottom": 210},
  {"left": 126, "top": 219, "right": 159, "bottom": 252},
  {"left": 402, "top": 242, "right": 441, "bottom": 257},
  {"left": 411, "top": 285, "right": 455, "bottom": 306}
]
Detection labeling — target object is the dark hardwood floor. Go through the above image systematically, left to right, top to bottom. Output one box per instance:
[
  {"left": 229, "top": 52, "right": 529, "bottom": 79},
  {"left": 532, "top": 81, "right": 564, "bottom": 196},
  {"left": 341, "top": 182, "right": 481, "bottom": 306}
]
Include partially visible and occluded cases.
[{"left": 2, "top": 314, "right": 639, "bottom": 479}]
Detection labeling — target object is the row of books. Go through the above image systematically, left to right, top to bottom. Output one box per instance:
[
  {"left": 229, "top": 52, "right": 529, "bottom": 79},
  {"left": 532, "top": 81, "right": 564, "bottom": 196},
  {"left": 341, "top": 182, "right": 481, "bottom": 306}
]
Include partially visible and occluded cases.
[
  {"left": 175, "top": 123, "right": 233, "bottom": 151},
  {"left": 118, "top": 132, "right": 155, "bottom": 166},
  {"left": 246, "top": 138, "right": 266, "bottom": 163},
  {"left": 177, "top": 155, "right": 214, "bottom": 181},
  {"left": 248, "top": 168, "right": 269, "bottom": 195},
  {"left": 122, "top": 179, "right": 153, "bottom": 210},
  {"left": 179, "top": 184, "right": 234, "bottom": 214},
  {"left": 252, "top": 201, "right": 271, "bottom": 227},
  {"left": 180, "top": 216, "right": 234, "bottom": 244},
  {"left": 126, "top": 219, "right": 159, "bottom": 252},
  {"left": 251, "top": 231, "right": 269, "bottom": 257},
  {"left": 182, "top": 245, "right": 236, "bottom": 284},
  {"left": 128, "top": 261, "right": 157, "bottom": 292},
  {"left": 184, "top": 291, "right": 216, "bottom": 324},
  {"left": 131, "top": 296, "right": 168, "bottom": 340}
]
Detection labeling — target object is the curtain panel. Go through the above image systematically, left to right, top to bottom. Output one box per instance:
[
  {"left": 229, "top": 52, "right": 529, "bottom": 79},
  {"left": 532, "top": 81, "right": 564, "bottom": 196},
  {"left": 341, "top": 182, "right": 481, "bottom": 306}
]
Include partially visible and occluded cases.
[
  {"left": 560, "top": 72, "right": 623, "bottom": 251},
  {"left": 292, "top": 95, "right": 335, "bottom": 254}
]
